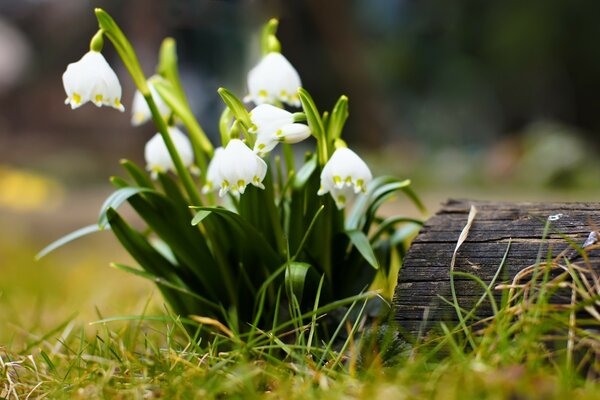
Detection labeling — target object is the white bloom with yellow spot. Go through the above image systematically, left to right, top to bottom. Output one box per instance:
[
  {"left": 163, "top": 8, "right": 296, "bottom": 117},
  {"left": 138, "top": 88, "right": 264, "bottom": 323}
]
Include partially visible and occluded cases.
[
  {"left": 62, "top": 51, "right": 124, "bottom": 111},
  {"left": 245, "top": 52, "right": 301, "bottom": 107},
  {"left": 131, "top": 77, "right": 171, "bottom": 126},
  {"left": 249, "top": 104, "right": 310, "bottom": 156},
  {"left": 144, "top": 127, "right": 194, "bottom": 179},
  {"left": 216, "top": 139, "right": 267, "bottom": 197},
  {"left": 318, "top": 147, "right": 372, "bottom": 209}
]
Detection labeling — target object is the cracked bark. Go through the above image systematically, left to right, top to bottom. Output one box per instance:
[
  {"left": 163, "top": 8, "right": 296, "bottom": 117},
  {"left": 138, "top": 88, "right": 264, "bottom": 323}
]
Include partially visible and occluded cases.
[{"left": 393, "top": 199, "right": 600, "bottom": 336}]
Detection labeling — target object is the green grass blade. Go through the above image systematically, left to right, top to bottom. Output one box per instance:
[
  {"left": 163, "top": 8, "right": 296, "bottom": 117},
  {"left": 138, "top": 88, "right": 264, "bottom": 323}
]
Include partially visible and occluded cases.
[{"left": 35, "top": 224, "right": 103, "bottom": 260}]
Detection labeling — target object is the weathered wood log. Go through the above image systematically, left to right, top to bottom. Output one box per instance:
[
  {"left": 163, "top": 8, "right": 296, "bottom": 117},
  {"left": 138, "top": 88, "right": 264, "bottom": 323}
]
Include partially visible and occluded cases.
[{"left": 392, "top": 199, "right": 600, "bottom": 336}]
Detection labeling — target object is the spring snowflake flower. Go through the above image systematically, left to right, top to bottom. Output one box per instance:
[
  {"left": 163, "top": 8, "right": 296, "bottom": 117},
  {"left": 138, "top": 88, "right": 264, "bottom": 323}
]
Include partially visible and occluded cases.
[
  {"left": 62, "top": 51, "right": 124, "bottom": 111},
  {"left": 245, "top": 52, "right": 301, "bottom": 107},
  {"left": 131, "top": 77, "right": 171, "bottom": 126},
  {"left": 249, "top": 104, "right": 310, "bottom": 156},
  {"left": 144, "top": 127, "right": 194, "bottom": 179},
  {"left": 215, "top": 139, "right": 267, "bottom": 197},
  {"left": 202, "top": 147, "right": 225, "bottom": 194},
  {"left": 318, "top": 147, "right": 372, "bottom": 209}
]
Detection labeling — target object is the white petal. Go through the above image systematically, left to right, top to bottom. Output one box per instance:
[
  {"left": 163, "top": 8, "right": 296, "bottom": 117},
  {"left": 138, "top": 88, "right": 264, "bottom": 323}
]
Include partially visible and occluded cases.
[
  {"left": 62, "top": 51, "right": 124, "bottom": 112},
  {"left": 247, "top": 52, "right": 302, "bottom": 107},
  {"left": 131, "top": 77, "right": 171, "bottom": 126},
  {"left": 277, "top": 123, "right": 311, "bottom": 144},
  {"left": 144, "top": 127, "right": 194, "bottom": 177},
  {"left": 218, "top": 139, "right": 267, "bottom": 196},
  {"left": 203, "top": 147, "right": 225, "bottom": 194},
  {"left": 318, "top": 147, "right": 372, "bottom": 206}
]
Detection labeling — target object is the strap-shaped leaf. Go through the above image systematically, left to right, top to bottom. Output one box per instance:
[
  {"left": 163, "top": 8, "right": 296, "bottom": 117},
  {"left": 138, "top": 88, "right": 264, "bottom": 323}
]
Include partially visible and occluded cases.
[
  {"left": 153, "top": 79, "right": 213, "bottom": 158},
  {"left": 217, "top": 87, "right": 252, "bottom": 128},
  {"left": 298, "top": 88, "right": 325, "bottom": 141},
  {"left": 327, "top": 95, "right": 348, "bottom": 141},
  {"left": 293, "top": 155, "right": 317, "bottom": 190},
  {"left": 120, "top": 159, "right": 154, "bottom": 188},
  {"left": 347, "top": 176, "right": 413, "bottom": 230},
  {"left": 98, "top": 187, "right": 155, "bottom": 229},
  {"left": 189, "top": 206, "right": 281, "bottom": 269},
  {"left": 106, "top": 207, "right": 211, "bottom": 315},
  {"left": 191, "top": 210, "right": 211, "bottom": 226},
  {"left": 370, "top": 215, "right": 424, "bottom": 242},
  {"left": 36, "top": 224, "right": 104, "bottom": 260},
  {"left": 346, "top": 229, "right": 379, "bottom": 270},
  {"left": 111, "top": 262, "right": 220, "bottom": 312},
  {"left": 284, "top": 262, "right": 312, "bottom": 305}
]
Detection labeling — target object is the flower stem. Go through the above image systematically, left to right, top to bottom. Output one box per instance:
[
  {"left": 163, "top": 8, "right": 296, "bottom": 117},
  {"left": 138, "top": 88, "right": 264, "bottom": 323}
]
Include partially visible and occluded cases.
[{"left": 145, "top": 92, "right": 202, "bottom": 205}]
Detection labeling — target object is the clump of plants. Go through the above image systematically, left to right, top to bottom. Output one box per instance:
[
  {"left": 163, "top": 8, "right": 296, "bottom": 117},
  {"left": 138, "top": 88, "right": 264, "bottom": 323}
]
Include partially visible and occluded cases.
[{"left": 40, "top": 9, "right": 424, "bottom": 339}]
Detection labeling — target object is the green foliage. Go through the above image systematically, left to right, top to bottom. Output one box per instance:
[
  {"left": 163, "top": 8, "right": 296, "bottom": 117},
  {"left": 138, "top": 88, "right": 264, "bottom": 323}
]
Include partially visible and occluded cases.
[{"left": 42, "top": 9, "right": 426, "bottom": 341}]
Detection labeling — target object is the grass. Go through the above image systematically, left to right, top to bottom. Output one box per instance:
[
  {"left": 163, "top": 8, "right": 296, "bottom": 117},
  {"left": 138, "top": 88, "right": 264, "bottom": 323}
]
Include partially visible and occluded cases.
[{"left": 4, "top": 209, "right": 600, "bottom": 398}]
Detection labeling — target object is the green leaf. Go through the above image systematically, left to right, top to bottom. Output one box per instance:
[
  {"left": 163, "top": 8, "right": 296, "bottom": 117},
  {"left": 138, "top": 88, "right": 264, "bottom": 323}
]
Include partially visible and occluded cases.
[
  {"left": 157, "top": 37, "right": 186, "bottom": 100},
  {"left": 153, "top": 79, "right": 213, "bottom": 159},
  {"left": 218, "top": 87, "right": 252, "bottom": 128},
  {"left": 298, "top": 88, "right": 325, "bottom": 141},
  {"left": 298, "top": 88, "right": 328, "bottom": 165},
  {"left": 327, "top": 95, "right": 349, "bottom": 141},
  {"left": 293, "top": 155, "right": 317, "bottom": 190},
  {"left": 120, "top": 159, "right": 154, "bottom": 188},
  {"left": 347, "top": 176, "right": 413, "bottom": 231},
  {"left": 98, "top": 187, "right": 155, "bottom": 229},
  {"left": 189, "top": 206, "right": 281, "bottom": 269},
  {"left": 105, "top": 208, "right": 200, "bottom": 315},
  {"left": 191, "top": 210, "right": 211, "bottom": 226},
  {"left": 370, "top": 215, "right": 424, "bottom": 242},
  {"left": 35, "top": 224, "right": 103, "bottom": 260},
  {"left": 346, "top": 229, "right": 379, "bottom": 270},
  {"left": 284, "top": 262, "right": 312, "bottom": 305},
  {"left": 111, "top": 263, "right": 220, "bottom": 312}
]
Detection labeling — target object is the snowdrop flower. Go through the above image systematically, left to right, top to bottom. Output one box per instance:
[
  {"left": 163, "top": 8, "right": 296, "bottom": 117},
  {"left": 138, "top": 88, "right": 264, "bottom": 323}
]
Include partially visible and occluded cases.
[
  {"left": 62, "top": 51, "right": 124, "bottom": 111},
  {"left": 245, "top": 52, "right": 301, "bottom": 107},
  {"left": 131, "top": 77, "right": 171, "bottom": 126},
  {"left": 249, "top": 104, "right": 310, "bottom": 156},
  {"left": 144, "top": 127, "right": 194, "bottom": 179},
  {"left": 215, "top": 139, "right": 267, "bottom": 197},
  {"left": 202, "top": 147, "right": 225, "bottom": 194},
  {"left": 318, "top": 147, "right": 372, "bottom": 209}
]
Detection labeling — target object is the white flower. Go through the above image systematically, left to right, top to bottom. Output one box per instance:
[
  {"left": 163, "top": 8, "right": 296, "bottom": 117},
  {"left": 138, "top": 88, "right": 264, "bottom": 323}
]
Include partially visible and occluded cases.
[
  {"left": 62, "top": 51, "right": 124, "bottom": 111},
  {"left": 245, "top": 52, "right": 301, "bottom": 107},
  {"left": 131, "top": 77, "right": 171, "bottom": 126},
  {"left": 249, "top": 104, "right": 310, "bottom": 156},
  {"left": 144, "top": 127, "right": 194, "bottom": 179},
  {"left": 215, "top": 139, "right": 267, "bottom": 197},
  {"left": 202, "top": 146, "right": 225, "bottom": 194},
  {"left": 317, "top": 147, "right": 372, "bottom": 209}
]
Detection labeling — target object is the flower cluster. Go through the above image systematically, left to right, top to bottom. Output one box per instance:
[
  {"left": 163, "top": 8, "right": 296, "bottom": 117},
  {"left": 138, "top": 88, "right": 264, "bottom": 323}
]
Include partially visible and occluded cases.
[
  {"left": 49, "top": 10, "right": 423, "bottom": 338},
  {"left": 62, "top": 25, "right": 372, "bottom": 209}
]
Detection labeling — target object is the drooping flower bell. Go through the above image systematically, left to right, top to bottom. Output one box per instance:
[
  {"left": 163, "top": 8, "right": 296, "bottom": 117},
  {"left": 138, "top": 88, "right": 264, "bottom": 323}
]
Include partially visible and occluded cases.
[
  {"left": 62, "top": 51, "right": 124, "bottom": 111},
  {"left": 245, "top": 52, "right": 301, "bottom": 107},
  {"left": 131, "top": 76, "right": 171, "bottom": 126},
  {"left": 249, "top": 104, "right": 310, "bottom": 156},
  {"left": 144, "top": 127, "right": 194, "bottom": 179},
  {"left": 214, "top": 139, "right": 267, "bottom": 197},
  {"left": 318, "top": 147, "right": 372, "bottom": 209}
]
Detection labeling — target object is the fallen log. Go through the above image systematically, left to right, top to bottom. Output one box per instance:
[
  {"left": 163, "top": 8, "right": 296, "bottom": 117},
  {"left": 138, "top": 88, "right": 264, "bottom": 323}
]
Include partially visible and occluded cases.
[{"left": 392, "top": 199, "right": 600, "bottom": 336}]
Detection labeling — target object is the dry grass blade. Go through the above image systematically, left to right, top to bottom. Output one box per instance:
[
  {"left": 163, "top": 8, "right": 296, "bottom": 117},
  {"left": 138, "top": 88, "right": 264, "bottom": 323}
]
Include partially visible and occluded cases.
[{"left": 190, "top": 315, "right": 234, "bottom": 338}]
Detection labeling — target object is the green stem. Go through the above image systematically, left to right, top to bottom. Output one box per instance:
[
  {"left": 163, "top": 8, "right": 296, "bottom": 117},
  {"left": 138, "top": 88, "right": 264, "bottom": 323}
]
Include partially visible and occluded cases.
[{"left": 145, "top": 93, "right": 202, "bottom": 205}]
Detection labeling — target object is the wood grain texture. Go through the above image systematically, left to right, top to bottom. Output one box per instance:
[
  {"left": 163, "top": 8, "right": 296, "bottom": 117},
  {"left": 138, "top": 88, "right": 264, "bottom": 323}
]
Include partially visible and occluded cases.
[{"left": 392, "top": 199, "right": 600, "bottom": 335}]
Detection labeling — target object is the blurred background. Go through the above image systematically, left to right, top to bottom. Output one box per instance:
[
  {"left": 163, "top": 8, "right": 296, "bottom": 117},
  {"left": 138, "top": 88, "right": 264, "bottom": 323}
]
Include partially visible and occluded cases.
[{"left": 1, "top": 0, "right": 599, "bottom": 342}]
